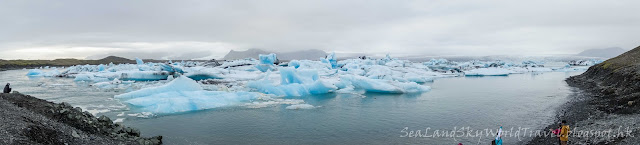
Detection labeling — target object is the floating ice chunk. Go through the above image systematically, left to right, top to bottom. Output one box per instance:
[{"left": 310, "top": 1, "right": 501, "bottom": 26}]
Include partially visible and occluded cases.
[
  {"left": 321, "top": 52, "right": 338, "bottom": 69},
  {"left": 255, "top": 53, "right": 278, "bottom": 72},
  {"left": 259, "top": 53, "right": 278, "bottom": 64},
  {"left": 135, "top": 57, "right": 144, "bottom": 65},
  {"left": 288, "top": 60, "right": 301, "bottom": 68},
  {"left": 385, "top": 60, "right": 405, "bottom": 67},
  {"left": 160, "top": 63, "right": 185, "bottom": 74},
  {"left": 98, "top": 64, "right": 106, "bottom": 71},
  {"left": 255, "top": 64, "right": 275, "bottom": 72},
  {"left": 183, "top": 67, "right": 225, "bottom": 80},
  {"left": 508, "top": 67, "right": 553, "bottom": 73},
  {"left": 247, "top": 68, "right": 337, "bottom": 96},
  {"left": 280, "top": 68, "right": 318, "bottom": 84},
  {"left": 464, "top": 68, "right": 514, "bottom": 76},
  {"left": 26, "top": 69, "right": 43, "bottom": 76},
  {"left": 27, "top": 69, "right": 61, "bottom": 77},
  {"left": 119, "top": 71, "right": 171, "bottom": 81},
  {"left": 404, "top": 72, "right": 434, "bottom": 83},
  {"left": 74, "top": 74, "right": 95, "bottom": 81},
  {"left": 339, "top": 75, "right": 430, "bottom": 93},
  {"left": 115, "top": 76, "right": 203, "bottom": 99},
  {"left": 115, "top": 76, "right": 262, "bottom": 113},
  {"left": 91, "top": 78, "right": 128, "bottom": 89},
  {"left": 248, "top": 79, "right": 336, "bottom": 97},
  {"left": 125, "top": 91, "right": 260, "bottom": 114},
  {"left": 243, "top": 96, "right": 305, "bottom": 108},
  {"left": 286, "top": 104, "right": 315, "bottom": 110},
  {"left": 127, "top": 112, "right": 154, "bottom": 118},
  {"left": 113, "top": 118, "right": 125, "bottom": 123}
]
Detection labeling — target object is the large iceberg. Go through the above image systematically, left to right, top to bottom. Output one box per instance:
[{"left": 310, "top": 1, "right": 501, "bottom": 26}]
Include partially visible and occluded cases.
[
  {"left": 247, "top": 68, "right": 337, "bottom": 96},
  {"left": 25, "top": 69, "right": 60, "bottom": 77},
  {"left": 115, "top": 75, "right": 203, "bottom": 99},
  {"left": 337, "top": 75, "right": 431, "bottom": 93},
  {"left": 115, "top": 76, "right": 262, "bottom": 113},
  {"left": 125, "top": 91, "right": 260, "bottom": 113}
]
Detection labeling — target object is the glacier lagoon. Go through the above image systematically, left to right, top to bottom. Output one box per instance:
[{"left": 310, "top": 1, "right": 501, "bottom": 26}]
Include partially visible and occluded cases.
[{"left": 0, "top": 68, "right": 584, "bottom": 144}]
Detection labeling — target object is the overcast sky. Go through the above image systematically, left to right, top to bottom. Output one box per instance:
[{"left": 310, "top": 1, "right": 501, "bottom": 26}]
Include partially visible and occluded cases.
[{"left": 1, "top": 0, "right": 639, "bottom": 60}]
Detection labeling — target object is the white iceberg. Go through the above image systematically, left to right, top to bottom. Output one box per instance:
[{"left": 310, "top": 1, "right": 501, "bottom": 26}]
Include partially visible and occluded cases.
[
  {"left": 464, "top": 68, "right": 514, "bottom": 76},
  {"left": 119, "top": 71, "right": 171, "bottom": 81},
  {"left": 115, "top": 75, "right": 203, "bottom": 99},
  {"left": 338, "top": 75, "right": 430, "bottom": 93},
  {"left": 115, "top": 76, "right": 262, "bottom": 113},
  {"left": 125, "top": 91, "right": 260, "bottom": 114},
  {"left": 286, "top": 104, "right": 315, "bottom": 110}
]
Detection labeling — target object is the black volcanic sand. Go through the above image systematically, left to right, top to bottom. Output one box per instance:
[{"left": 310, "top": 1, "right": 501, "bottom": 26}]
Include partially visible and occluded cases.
[
  {"left": 527, "top": 46, "right": 640, "bottom": 145},
  {"left": 0, "top": 92, "right": 162, "bottom": 145}
]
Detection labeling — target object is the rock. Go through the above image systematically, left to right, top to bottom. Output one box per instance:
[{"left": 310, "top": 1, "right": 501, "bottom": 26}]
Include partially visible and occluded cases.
[
  {"left": 628, "top": 101, "right": 634, "bottom": 106},
  {"left": 61, "top": 102, "right": 71, "bottom": 107},
  {"left": 74, "top": 107, "right": 82, "bottom": 112},
  {"left": 60, "top": 108, "right": 68, "bottom": 114},
  {"left": 98, "top": 115, "right": 111, "bottom": 123},
  {"left": 114, "top": 126, "right": 124, "bottom": 133},
  {"left": 130, "top": 128, "right": 140, "bottom": 136},
  {"left": 71, "top": 130, "right": 80, "bottom": 138}
]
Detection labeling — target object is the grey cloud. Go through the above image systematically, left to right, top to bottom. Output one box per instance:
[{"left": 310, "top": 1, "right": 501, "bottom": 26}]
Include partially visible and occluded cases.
[{"left": 1, "top": 0, "right": 639, "bottom": 59}]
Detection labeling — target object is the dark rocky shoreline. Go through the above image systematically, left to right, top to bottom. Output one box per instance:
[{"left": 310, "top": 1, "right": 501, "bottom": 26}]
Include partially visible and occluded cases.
[
  {"left": 527, "top": 46, "right": 640, "bottom": 144},
  {"left": 0, "top": 92, "right": 162, "bottom": 145}
]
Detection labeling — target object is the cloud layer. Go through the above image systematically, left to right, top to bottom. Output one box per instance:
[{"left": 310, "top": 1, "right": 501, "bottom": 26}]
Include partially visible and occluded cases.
[{"left": 1, "top": 0, "right": 639, "bottom": 59}]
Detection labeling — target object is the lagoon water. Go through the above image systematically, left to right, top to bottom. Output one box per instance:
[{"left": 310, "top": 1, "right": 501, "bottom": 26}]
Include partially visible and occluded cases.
[{"left": 0, "top": 69, "right": 584, "bottom": 144}]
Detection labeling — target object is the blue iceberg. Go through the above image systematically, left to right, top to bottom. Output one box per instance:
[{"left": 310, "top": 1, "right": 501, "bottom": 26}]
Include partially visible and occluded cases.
[
  {"left": 247, "top": 68, "right": 337, "bottom": 96},
  {"left": 338, "top": 75, "right": 431, "bottom": 93},
  {"left": 115, "top": 76, "right": 261, "bottom": 113}
]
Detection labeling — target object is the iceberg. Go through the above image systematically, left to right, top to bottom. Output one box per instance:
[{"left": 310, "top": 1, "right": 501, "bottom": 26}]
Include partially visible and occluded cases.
[
  {"left": 324, "top": 52, "right": 338, "bottom": 69},
  {"left": 255, "top": 53, "right": 278, "bottom": 72},
  {"left": 259, "top": 53, "right": 278, "bottom": 64},
  {"left": 135, "top": 57, "right": 144, "bottom": 65},
  {"left": 247, "top": 68, "right": 337, "bottom": 96},
  {"left": 464, "top": 68, "right": 513, "bottom": 76},
  {"left": 26, "top": 69, "right": 43, "bottom": 76},
  {"left": 119, "top": 71, "right": 171, "bottom": 81},
  {"left": 74, "top": 73, "right": 95, "bottom": 81},
  {"left": 338, "top": 75, "right": 430, "bottom": 93},
  {"left": 115, "top": 76, "right": 203, "bottom": 99},
  {"left": 115, "top": 76, "right": 261, "bottom": 113},
  {"left": 90, "top": 78, "right": 133, "bottom": 89},
  {"left": 125, "top": 91, "right": 260, "bottom": 114},
  {"left": 286, "top": 104, "right": 315, "bottom": 110}
]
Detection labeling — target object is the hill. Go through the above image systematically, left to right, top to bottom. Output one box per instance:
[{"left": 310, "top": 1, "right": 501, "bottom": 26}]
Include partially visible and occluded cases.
[
  {"left": 576, "top": 47, "right": 627, "bottom": 58},
  {"left": 0, "top": 56, "right": 136, "bottom": 70}
]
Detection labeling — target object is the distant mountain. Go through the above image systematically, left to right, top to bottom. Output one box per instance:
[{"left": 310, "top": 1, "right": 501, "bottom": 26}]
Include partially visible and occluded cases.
[
  {"left": 577, "top": 47, "right": 627, "bottom": 58},
  {"left": 222, "top": 49, "right": 328, "bottom": 60},
  {"left": 223, "top": 49, "right": 270, "bottom": 60},
  {"left": 98, "top": 56, "right": 135, "bottom": 64},
  {"left": 99, "top": 56, "right": 130, "bottom": 61}
]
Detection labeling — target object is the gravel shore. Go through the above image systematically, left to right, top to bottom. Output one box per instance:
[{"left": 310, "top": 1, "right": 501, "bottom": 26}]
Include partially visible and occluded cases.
[
  {"left": 527, "top": 46, "right": 640, "bottom": 144},
  {"left": 0, "top": 92, "right": 162, "bottom": 145}
]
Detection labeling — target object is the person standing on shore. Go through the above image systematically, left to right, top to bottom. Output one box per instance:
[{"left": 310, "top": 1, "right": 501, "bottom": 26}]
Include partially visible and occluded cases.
[
  {"left": 3, "top": 83, "right": 11, "bottom": 93},
  {"left": 558, "top": 120, "right": 570, "bottom": 145},
  {"left": 550, "top": 123, "right": 562, "bottom": 145}
]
